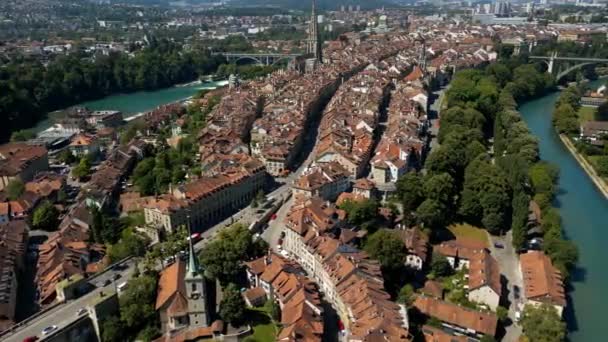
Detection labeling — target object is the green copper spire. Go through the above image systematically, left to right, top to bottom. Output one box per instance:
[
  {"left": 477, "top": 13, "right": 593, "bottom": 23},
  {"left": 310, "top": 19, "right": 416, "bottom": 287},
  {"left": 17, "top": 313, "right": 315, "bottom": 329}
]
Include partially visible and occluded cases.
[{"left": 186, "top": 214, "right": 202, "bottom": 277}]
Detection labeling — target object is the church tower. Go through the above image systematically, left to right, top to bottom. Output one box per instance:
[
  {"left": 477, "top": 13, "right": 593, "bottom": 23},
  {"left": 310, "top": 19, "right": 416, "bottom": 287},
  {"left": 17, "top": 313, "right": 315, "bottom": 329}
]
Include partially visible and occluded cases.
[
  {"left": 307, "top": 0, "right": 322, "bottom": 63},
  {"left": 184, "top": 217, "right": 209, "bottom": 328}
]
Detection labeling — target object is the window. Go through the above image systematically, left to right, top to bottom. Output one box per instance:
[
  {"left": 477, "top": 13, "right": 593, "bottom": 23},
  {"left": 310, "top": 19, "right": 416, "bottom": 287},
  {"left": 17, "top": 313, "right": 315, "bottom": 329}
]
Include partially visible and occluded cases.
[{"left": 191, "top": 283, "right": 197, "bottom": 293}]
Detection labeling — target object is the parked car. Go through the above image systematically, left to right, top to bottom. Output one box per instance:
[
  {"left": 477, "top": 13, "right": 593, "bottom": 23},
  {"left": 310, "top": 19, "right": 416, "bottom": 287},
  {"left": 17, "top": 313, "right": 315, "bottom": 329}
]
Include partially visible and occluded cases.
[
  {"left": 270, "top": 213, "right": 277, "bottom": 221},
  {"left": 188, "top": 232, "right": 202, "bottom": 243},
  {"left": 494, "top": 242, "right": 505, "bottom": 249},
  {"left": 98, "top": 279, "right": 111, "bottom": 287},
  {"left": 513, "top": 285, "right": 520, "bottom": 299},
  {"left": 76, "top": 308, "right": 87, "bottom": 316},
  {"left": 42, "top": 326, "right": 58, "bottom": 336},
  {"left": 22, "top": 337, "right": 38, "bottom": 342}
]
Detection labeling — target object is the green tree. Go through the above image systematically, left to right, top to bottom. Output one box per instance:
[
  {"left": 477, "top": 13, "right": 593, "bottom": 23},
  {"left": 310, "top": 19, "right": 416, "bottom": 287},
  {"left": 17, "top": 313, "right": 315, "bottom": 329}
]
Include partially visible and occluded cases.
[
  {"left": 552, "top": 103, "right": 579, "bottom": 134},
  {"left": 10, "top": 129, "right": 36, "bottom": 142},
  {"left": 58, "top": 149, "right": 77, "bottom": 165},
  {"left": 595, "top": 156, "right": 608, "bottom": 177},
  {"left": 72, "top": 157, "right": 92, "bottom": 180},
  {"left": 529, "top": 162, "right": 560, "bottom": 198},
  {"left": 395, "top": 172, "right": 424, "bottom": 213},
  {"left": 423, "top": 173, "right": 456, "bottom": 205},
  {"left": 5, "top": 179, "right": 24, "bottom": 200},
  {"left": 339, "top": 199, "right": 379, "bottom": 229},
  {"left": 415, "top": 199, "right": 446, "bottom": 229},
  {"left": 32, "top": 201, "right": 60, "bottom": 231},
  {"left": 200, "top": 224, "right": 266, "bottom": 284},
  {"left": 109, "top": 228, "right": 148, "bottom": 262},
  {"left": 364, "top": 230, "right": 406, "bottom": 270},
  {"left": 430, "top": 253, "right": 453, "bottom": 278},
  {"left": 120, "top": 273, "right": 158, "bottom": 329},
  {"left": 220, "top": 283, "right": 247, "bottom": 326},
  {"left": 397, "top": 284, "right": 415, "bottom": 307},
  {"left": 267, "top": 299, "right": 281, "bottom": 321},
  {"left": 520, "top": 304, "right": 566, "bottom": 342},
  {"left": 496, "top": 306, "right": 509, "bottom": 322},
  {"left": 101, "top": 316, "right": 125, "bottom": 342},
  {"left": 136, "top": 325, "right": 161, "bottom": 342}
]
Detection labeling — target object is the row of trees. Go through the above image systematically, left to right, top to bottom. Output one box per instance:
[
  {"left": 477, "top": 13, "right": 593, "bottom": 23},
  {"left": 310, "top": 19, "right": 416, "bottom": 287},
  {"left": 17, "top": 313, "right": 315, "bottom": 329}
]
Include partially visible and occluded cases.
[
  {"left": 0, "top": 39, "right": 225, "bottom": 142},
  {"left": 553, "top": 86, "right": 582, "bottom": 134}
]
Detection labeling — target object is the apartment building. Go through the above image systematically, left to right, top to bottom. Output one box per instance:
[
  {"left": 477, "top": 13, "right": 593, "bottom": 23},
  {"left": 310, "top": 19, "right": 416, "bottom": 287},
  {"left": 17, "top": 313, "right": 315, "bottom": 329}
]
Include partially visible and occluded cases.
[
  {"left": 144, "top": 154, "right": 266, "bottom": 232},
  {"left": 292, "top": 162, "right": 350, "bottom": 201},
  {"left": 281, "top": 197, "right": 411, "bottom": 341},
  {"left": 0, "top": 221, "right": 28, "bottom": 331},
  {"left": 467, "top": 250, "right": 502, "bottom": 310},
  {"left": 245, "top": 253, "right": 324, "bottom": 342},
  {"left": 414, "top": 295, "right": 498, "bottom": 339}
]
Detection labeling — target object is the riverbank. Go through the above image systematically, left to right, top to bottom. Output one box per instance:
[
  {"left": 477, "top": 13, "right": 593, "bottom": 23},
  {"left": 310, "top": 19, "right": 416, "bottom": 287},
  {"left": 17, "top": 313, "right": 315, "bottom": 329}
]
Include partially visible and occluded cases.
[
  {"left": 33, "top": 79, "right": 228, "bottom": 134},
  {"left": 558, "top": 134, "right": 608, "bottom": 199}
]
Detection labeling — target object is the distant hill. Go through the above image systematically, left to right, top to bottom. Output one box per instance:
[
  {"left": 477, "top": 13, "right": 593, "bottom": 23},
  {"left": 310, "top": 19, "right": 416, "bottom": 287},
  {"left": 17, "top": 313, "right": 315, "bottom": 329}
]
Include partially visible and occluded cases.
[{"left": 227, "top": 0, "right": 397, "bottom": 11}]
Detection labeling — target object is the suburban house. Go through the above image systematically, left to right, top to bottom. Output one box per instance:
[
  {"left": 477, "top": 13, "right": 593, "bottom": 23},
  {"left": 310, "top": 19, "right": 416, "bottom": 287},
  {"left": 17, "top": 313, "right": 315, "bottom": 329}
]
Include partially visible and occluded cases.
[
  {"left": 580, "top": 120, "right": 608, "bottom": 145},
  {"left": 467, "top": 250, "right": 502, "bottom": 310},
  {"left": 520, "top": 251, "right": 566, "bottom": 316},
  {"left": 414, "top": 295, "right": 498, "bottom": 339}
]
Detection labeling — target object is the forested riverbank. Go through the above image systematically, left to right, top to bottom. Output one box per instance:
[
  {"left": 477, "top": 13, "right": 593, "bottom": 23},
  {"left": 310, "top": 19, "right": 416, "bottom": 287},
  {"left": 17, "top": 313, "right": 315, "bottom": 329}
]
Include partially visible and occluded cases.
[
  {"left": 0, "top": 40, "right": 226, "bottom": 143},
  {"left": 396, "top": 59, "right": 574, "bottom": 340}
]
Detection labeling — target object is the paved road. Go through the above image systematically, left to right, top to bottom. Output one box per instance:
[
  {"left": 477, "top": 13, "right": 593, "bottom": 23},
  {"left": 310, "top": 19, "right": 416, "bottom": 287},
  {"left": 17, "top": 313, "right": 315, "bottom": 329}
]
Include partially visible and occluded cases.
[
  {"left": 488, "top": 231, "right": 523, "bottom": 342},
  {"left": 4, "top": 258, "right": 137, "bottom": 342}
]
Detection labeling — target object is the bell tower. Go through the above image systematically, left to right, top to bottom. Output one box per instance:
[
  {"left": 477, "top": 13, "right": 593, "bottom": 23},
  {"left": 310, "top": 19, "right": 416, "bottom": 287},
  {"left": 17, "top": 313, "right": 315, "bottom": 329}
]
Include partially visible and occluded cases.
[{"left": 184, "top": 215, "right": 209, "bottom": 327}]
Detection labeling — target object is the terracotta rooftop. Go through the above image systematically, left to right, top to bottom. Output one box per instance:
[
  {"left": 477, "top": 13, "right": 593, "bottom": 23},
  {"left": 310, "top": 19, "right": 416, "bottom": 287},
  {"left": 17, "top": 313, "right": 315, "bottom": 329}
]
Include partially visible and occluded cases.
[
  {"left": 468, "top": 250, "right": 502, "bottom": 295},
  {"left": 520, "top": 251, "right": 566, "bottom": 307},
  {"left": 414, "top": 296, "right": 497, "bottom": 336}
]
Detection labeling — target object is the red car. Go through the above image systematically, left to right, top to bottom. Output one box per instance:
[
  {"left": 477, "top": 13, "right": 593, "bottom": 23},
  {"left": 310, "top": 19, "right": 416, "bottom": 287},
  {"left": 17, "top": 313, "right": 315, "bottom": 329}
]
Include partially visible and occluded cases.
[
  {"left": 270, "top": 214, "right": 277, "bottom": 220},
  {"left": 188, "top": 232, "right": 202, "bottom": 242},
  {"left": 23, "top": 337, "right": 39, "bottom": 342}
]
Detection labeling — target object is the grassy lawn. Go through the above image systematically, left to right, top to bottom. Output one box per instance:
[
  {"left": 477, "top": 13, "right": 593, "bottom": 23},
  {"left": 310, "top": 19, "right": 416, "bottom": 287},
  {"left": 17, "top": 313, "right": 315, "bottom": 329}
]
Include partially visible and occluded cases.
[
  {"left": 578, "top": 106, "right": 596, "bottom": 124},
  {"left": 448, "top": 223, "right": 489, "bottom": 246},
  {"left": 244, "top": 303, "right": 279, "bottom": 342}
]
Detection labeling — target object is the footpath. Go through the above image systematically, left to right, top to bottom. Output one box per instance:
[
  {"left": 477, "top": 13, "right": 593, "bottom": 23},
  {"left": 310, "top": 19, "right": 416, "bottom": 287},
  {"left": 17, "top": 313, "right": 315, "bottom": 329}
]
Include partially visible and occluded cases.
[{"left": 559, "top": 134, "right": 608, "bottom": 199}]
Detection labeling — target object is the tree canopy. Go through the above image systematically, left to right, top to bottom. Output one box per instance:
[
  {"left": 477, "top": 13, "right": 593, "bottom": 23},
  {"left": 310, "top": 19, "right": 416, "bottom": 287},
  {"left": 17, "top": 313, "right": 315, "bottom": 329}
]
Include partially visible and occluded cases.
[
  {"left": 32, "top": 201, "right": 60, "bottom": 231},
  {"left": 199, "top": 224, "right": 267, "bottom": 285},
  {"left": 219, "top": 283, "right": 247, "bottom": 326},
  {"left": 521, "top": 304, "right": 567, "bottom": 342}
]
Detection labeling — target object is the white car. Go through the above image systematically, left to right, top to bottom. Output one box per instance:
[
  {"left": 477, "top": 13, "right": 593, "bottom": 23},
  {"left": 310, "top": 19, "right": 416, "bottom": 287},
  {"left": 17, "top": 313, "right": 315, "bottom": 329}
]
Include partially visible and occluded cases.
[
  {"left": 76, "top": 308, "right": 87, "bottom": 316},
  {"left": 42, "top": 325, "right": 58, "bottom": 335}
]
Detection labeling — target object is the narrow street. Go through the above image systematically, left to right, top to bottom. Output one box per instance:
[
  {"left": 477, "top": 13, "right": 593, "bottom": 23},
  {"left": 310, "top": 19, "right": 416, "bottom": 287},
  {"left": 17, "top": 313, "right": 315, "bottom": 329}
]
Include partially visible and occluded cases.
[{"left": 487, "top": 231, "right": 524, "bottom": 342}]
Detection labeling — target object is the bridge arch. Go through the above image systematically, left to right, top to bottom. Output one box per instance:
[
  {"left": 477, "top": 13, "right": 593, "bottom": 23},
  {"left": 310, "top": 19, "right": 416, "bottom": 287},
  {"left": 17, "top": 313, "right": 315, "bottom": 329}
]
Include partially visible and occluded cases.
[
  {"left": 232, "top": 56, "right": 264, "bottom": 65},
  {"left": 271, "top": 56, "right": 295, "bottom": 66},
  {"left": 556, "top": 62, "right": 595, "bottom": 81}
]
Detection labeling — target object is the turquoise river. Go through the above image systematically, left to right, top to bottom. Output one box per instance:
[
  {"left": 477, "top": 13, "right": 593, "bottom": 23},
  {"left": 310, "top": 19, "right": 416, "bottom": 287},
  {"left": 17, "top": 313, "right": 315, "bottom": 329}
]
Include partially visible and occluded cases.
[
  {"left": 519, "top": 78, "right": 608, "bottom": 341},
  {"left": 33, "top": 80, "right": 227, "bottom": 133}
]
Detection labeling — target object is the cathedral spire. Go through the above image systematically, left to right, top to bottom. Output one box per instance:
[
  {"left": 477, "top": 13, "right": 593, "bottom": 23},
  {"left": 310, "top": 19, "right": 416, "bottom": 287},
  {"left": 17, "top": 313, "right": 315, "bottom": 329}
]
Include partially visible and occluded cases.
[{"left": 307, "top": 0, "right": 321, "bottom": 62}]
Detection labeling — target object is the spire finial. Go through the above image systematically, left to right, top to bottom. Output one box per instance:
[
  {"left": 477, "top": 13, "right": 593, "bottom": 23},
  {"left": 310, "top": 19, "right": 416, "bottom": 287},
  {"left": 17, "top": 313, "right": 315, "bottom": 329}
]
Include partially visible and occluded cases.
[{"left": 186, "top": 212, "right": 199, "bottom": 275}]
